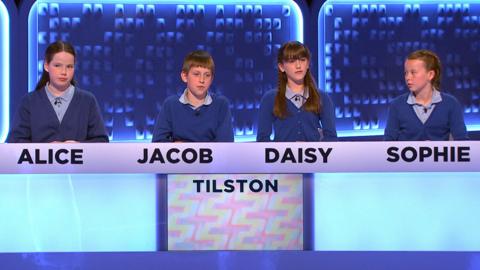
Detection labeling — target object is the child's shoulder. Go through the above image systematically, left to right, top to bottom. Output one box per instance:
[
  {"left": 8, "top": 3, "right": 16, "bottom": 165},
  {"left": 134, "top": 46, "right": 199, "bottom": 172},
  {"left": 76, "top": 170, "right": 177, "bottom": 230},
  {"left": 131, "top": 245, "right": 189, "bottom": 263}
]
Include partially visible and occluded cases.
[
  {"left": 73, "top": 87, "right": 97, "bottom": 101},
  {"left": 25, "top": 88, "right": 44, "bottom": 98},
  {"left": 21, "top": 89, "right": 46, "bottom": 104},
  {"left": 262, "top": 89, "right": 278, "bottom": 99},
  {"left": 439, "top": 91, "right": 459, "bottom": 103},
  {"left": 391, "top": 92, "right": 410, "bottom": 105},
  {"left": 211, "top": 93, "right": 230, "bottom": 103},
  {"left": 163, "top": 94, "right": 181, "bottom": 104},
  {"left": 158, "top": 95, "right": 182, "bottom": 112}
]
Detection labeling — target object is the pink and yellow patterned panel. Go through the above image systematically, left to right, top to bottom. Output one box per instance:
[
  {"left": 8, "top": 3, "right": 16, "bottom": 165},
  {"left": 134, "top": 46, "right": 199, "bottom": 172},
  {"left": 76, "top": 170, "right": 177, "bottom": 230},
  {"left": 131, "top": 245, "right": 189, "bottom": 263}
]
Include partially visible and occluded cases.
[{"left": 168, "top": 174, "right": 303, "bottom": 250}]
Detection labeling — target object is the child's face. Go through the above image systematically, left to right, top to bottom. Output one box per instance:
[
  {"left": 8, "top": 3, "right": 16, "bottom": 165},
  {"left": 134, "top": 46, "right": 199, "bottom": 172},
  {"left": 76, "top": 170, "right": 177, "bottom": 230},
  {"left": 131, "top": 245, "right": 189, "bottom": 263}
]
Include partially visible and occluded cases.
[
  {"left": 44, "top": 51, "right": 75, "bottom": 92},
  {"left": 278, "top": 57, "right": 309, "bottom": 87},
  {"left": 404, "top": 59, "right": 434, "bottom": 94},
  {"left": 181, "top": 66, "right": 213, "bottom": 99}
]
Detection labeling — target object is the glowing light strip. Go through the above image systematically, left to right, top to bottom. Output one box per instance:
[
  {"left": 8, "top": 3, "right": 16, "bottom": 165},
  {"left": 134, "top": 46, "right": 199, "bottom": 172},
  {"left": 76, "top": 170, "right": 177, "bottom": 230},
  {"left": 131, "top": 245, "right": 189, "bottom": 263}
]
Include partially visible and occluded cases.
[
  {"left": 37, "top": 0, "right": 299, "bottom": 4},
  {"left": 323, "top": 0, "right": 480, "bottom": 3},
  {"left": 290, "top": 1, "right": 303, "bottom": 43},
  {"left": 0, "top": 2, "right": 9, "bottom": 143},
  {"left": 28, "top": 2, "right": 39, "bottom": 92},
  {"left": 317, "top": 3, "right": 327, "bottom": 89},
  {"left": 338, "top": 123, "right": 480, "bottom": 137},
  {"left": 467, "top": 125, "right": 480, "bottom": 132},
  {"left": 337, "top": 129, "right": 384, "bottom": 137},
  {"left": 234, "top": 135, "right": 256, "bottom": 142},
  {"left": 102, "top": 137, "right": 258, "bottom": 143}
]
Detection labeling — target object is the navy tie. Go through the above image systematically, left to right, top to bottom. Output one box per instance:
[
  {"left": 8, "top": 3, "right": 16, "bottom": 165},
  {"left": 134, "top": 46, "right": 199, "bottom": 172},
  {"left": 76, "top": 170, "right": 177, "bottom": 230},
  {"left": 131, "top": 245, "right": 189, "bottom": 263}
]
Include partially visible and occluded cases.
[{"left": 54, "top": 97, "right": 62, "bottom": 106}]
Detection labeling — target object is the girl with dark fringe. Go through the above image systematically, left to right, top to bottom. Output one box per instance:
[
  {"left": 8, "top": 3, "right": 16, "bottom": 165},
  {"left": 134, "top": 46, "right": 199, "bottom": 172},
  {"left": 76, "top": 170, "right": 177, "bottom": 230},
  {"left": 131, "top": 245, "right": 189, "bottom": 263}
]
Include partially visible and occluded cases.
[{"left": 257, "top": 41, "right": 337, "bottom": 142}]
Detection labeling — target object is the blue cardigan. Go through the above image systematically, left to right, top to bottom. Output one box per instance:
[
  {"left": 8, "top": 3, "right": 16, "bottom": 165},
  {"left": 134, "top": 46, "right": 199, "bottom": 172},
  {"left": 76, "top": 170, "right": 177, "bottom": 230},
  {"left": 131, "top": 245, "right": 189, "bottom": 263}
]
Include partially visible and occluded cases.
[
  {"left": 7, "top": 88, "right": 109, "bottom": 143},
  {"left": 256, "top": 89, "right": 337, "bottom": 142},
  {"left": 384, "top": 92, "right": 468, "bottom": 141},
  {"left": 152, "top": 94, "right": 234, "bottom": 142}
]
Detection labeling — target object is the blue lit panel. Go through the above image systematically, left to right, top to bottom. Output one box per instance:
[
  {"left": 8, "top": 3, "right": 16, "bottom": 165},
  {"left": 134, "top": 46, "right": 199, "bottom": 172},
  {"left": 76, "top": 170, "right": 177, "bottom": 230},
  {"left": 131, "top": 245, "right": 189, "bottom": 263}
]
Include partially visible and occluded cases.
[
  {"left": 28, "top": 0, "right": 303, "bottom": 142},
  {"left": 318, "top": 1, "right": 480, "bottom": 137},
  {"left": 0, "top": 2, "right": 9, "bottom": 143},
  {"left": 313, "top": 172, "right": 480, "bottom": 251},
  {"left": 0, "top": 174, "right": 157, "bottom": 252}
]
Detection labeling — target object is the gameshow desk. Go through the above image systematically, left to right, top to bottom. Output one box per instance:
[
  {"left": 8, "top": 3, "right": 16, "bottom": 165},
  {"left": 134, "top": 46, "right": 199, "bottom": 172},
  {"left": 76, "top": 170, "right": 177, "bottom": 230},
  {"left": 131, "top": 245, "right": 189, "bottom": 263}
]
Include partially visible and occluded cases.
[{"left": 0, "top": 141, "right": 479, "bottom": 253}]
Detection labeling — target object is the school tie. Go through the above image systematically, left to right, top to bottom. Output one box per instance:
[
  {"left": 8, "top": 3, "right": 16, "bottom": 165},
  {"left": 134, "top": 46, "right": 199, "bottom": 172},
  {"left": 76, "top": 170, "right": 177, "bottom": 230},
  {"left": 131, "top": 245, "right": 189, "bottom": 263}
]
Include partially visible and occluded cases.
[{"left": 54, "top": 97, "right": 62, "bottom": 106}]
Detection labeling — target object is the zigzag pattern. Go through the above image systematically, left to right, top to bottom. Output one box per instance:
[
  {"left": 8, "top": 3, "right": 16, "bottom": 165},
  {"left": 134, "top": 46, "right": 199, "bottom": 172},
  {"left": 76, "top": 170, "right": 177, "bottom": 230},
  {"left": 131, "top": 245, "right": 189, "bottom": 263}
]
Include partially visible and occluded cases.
[{"left": 168, "top": 174, "right": 303, "bottom": 250}]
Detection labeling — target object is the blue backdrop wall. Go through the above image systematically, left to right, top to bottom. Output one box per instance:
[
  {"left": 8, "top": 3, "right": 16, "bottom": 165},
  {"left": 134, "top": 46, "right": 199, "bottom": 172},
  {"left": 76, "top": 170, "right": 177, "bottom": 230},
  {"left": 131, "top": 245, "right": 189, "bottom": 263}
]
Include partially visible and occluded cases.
[{"left": 3, "top": 0, "right": 478, "bottom": 142}]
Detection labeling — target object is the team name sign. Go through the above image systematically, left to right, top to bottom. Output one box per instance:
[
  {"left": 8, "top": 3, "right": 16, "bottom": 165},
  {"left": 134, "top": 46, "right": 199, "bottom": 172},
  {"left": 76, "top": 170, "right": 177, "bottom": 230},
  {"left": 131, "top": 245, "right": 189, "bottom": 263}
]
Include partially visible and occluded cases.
[{"left": 0, "top": 142, "right": 477, "bottom": 174}]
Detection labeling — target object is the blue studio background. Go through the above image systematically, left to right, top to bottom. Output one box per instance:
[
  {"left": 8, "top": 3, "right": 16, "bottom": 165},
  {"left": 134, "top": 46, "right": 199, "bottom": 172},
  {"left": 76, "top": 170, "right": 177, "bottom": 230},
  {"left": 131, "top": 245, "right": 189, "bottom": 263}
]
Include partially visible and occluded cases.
[
  {"left": 1, "top": 0, "right": 480, "bottom": 269},
  {"left": 3, "top": 0, "right": 479, "bottom": 142}
]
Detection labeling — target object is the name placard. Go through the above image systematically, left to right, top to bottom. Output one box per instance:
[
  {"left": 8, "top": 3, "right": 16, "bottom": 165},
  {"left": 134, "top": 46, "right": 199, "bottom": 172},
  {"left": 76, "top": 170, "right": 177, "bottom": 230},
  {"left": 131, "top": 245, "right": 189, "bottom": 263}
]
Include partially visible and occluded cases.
[{"left": 0, "top": 142, "right": 478, "bottom": 174}]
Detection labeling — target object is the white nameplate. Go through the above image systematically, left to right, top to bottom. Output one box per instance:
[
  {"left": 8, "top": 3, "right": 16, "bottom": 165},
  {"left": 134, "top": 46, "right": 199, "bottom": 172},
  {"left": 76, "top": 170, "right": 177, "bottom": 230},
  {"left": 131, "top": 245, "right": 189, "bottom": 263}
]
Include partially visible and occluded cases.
[{"left": 0, "top": 141, "right": 477, "bottom": 174}]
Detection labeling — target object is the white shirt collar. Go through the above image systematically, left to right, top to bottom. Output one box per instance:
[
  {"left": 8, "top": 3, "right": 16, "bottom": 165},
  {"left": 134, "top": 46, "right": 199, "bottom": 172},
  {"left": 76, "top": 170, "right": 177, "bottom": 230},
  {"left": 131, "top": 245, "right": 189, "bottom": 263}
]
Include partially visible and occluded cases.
[
  {"left": 45, "top": 83, "right": 75, "bottom": 102},
  {"left": 285, "top": 86, "right": 309, "bottom": 100},
  {"left": 179, "top": 88, "right": 213, "bottom": 108}
]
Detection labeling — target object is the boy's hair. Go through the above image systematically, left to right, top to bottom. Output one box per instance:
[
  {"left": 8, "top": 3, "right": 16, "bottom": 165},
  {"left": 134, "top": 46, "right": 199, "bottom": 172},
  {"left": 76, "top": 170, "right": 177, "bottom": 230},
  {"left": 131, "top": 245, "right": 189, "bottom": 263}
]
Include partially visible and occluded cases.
[
  {"left": 406, "top": 49, "right": 442, "bottom": 90},
  {"left": 181, "top": 50, "right": 215, "bottom": 74}
]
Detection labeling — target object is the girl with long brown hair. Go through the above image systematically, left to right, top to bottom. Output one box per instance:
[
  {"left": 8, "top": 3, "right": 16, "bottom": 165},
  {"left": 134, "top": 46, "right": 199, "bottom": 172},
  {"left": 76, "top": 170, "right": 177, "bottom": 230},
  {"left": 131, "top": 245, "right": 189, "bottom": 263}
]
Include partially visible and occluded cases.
[
  {"left": 7, "top": 40, "right": 108, "bottom": 143},
  {"left": 256, "top": 41, "right": 337, "bottom": 141}
]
